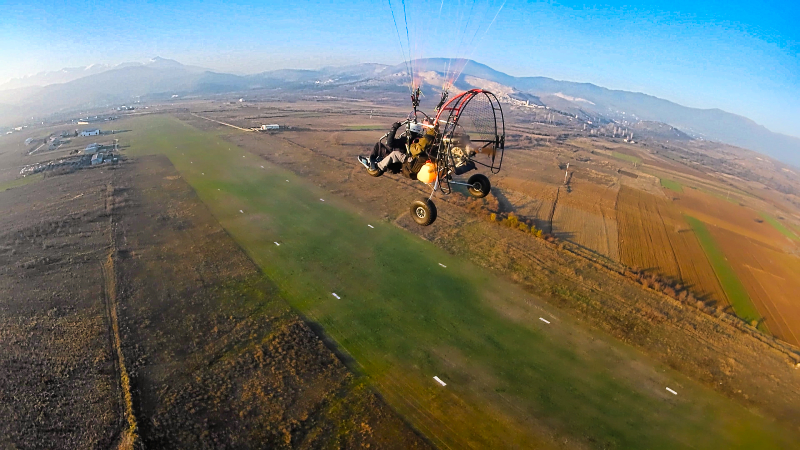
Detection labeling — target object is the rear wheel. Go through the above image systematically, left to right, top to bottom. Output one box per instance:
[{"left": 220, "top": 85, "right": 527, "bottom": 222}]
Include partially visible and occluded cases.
[
  {"left": 367, "top": 167, "right": 384, "bottom": 177},
  {"left": 467, "top": 174, "right": 491, "bottom": 198},
  {"left": 410, "top": 199, "right": 437, "bottom": 226}
]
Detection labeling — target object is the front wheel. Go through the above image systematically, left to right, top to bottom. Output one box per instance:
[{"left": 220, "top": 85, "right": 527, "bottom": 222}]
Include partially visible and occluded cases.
[
  {"left": 367, "top": 166, "right": 384, "bottom": 177},
  {"left": 467, "top": 174, "right": 491, "bottom": 198},
  {"left": 410, "top": 199, "right": 437, "bottom": 226}
]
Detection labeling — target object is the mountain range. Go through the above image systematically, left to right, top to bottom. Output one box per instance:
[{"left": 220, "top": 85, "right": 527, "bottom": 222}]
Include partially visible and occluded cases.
[{"left": 1, "top": 57, "right": 798, "bottom": 167}]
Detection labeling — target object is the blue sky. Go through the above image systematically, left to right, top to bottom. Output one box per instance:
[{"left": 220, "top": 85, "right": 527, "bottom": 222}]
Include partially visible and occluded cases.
[{"left": 1, "top": 0, "right": 797, "bottom": 137}]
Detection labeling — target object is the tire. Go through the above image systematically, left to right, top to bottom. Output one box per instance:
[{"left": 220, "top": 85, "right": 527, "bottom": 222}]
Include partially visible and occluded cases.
[
  {"left": 367, "top": 167, "right": 383, "bottom": 177},
  {"left": 467, "top": 174, "right": 491, "bottom": 198},
  {"left": 410, "top": 199, "right": 437, "bottom": 226}
]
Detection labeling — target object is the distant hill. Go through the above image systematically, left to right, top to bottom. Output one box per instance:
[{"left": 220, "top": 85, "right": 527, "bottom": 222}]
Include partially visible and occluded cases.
[
  {"left": 1, "top": 57, "right": 797, "bottom": 167},
  {"left": 409, "top": 58, "right": 800, "bottom": 167},
  {"left": 0, "top": 64, "right": 115, "bottom": 91}
]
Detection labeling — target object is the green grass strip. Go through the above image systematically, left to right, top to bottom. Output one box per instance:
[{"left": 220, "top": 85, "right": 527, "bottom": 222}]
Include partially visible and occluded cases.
[
  {"left": 611, "top": 151, "right": 642, "bottom": 164},
  {"left": 0, "top": 173, "right": 43, "bottom": 192},
  {"left": 659, "top": 177, "right": 683, "bottom": 192},
  {"left": 759, "top": 213, "right": 800, "bottom": 242},
  {"left": 684, "top": 215, "right": 762, "bottom": 325}
]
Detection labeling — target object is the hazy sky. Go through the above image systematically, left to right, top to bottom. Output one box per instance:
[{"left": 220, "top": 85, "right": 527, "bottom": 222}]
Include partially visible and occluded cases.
[{"left": 1, "top": 0, "right": 798, "bottom": 137}]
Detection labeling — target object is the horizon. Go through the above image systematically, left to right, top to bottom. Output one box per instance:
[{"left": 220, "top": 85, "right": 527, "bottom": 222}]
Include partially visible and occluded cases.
[{"left": 1, "top": 1, "right": 797, "bottom": 138}]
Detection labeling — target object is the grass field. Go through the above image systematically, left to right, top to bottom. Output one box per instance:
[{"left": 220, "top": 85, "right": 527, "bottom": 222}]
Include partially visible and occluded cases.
[
  {"left": 120, "top": 114, "right": 798, "bottom": 449},
  {"left": 611, "top": 151, "right": 642, "bottom": 164},
  {"left": 0, "top": 173, "right": 42, "bottom": 192},
  {"left": 659, "top": 177, "right": 683, "bottom": 192},
  {"left": 759, "top": 212, "right": 800, "bottom": 242},
  {"left": 684, "top": 216, "right": 763, "bottom": 326}
]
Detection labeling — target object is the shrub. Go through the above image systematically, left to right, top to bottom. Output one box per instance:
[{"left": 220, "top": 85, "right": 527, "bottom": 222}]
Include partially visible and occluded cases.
[
  {"left": 489, "top": 213, "right": 497, "bottom": 222},
  {"left": 503, "top": 213, "right": 519, "bottom": 228},
  {"left": 518, "top": 223, "right": 529, "bottom": 233}
]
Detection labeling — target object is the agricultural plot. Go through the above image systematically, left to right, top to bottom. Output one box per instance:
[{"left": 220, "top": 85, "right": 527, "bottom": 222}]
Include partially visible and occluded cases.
[
  {"left": 115, "top": 114, "right": 800, "bottom": 449},
  {"left": 611, "top": 151, "right": 642, "bottom": 164},
  {"left": 551, "top": 176, "right": 620, "bottom": 260},
  {"left": 494, "top": 177, "right": 557, "bottom": 227},
  {"left": 659, "top": 177, "right": 683, "bottom": 192},
  {"left": 616, "top": 186, "right": 727, "bottom": 303},
  {"left": 677, "top": 189, "right": 794, "bottom": 250},
  {"left": 552, "top": 204, "right": 619, "bottom": 259},
  {"left": 759, "top": 212, "right": 800, "bottom": 242},
  {"left": 684, "top": 217, "right": 762, "bottom": 326},
  {"left": 709, "top": 226, "right": 800, "bottom": 346}
]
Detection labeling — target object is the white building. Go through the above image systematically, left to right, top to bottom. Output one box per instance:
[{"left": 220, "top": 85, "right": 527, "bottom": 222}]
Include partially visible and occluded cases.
[
  {"left": 260, "top": 124, "right": 280, "bottom": 131},
  {"left": 80, "top": 129, "right": 100, "bottom": 137}
]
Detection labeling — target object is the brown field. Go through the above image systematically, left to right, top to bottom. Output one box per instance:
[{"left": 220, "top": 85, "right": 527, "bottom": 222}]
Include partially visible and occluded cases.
[
  {"left": 550, "top": 173, "right": 619, "bottom": 260},
  {"left": 495, "top": 177, "right": 557, "bottom": 227},
  {"left": 617, "top": 186, "right": 728, "bottom": 303},
  {"left": 676, "top": 188, "right": 796, "bottom": 248},
  {"left": 710, "top": 226, "right": 800, "bottom": 346}
]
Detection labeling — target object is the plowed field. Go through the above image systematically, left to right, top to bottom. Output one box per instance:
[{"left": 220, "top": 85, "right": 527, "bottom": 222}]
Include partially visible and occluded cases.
[
  {"left": 617, "top": 186, "right": 727, "bottom": 303},
  {"left": 710, "top": 226, "right": 800, "bottom": 346}
]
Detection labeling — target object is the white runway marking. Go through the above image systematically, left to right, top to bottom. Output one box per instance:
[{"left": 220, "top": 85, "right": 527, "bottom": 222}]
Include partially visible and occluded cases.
[
  {"left": 368, "top": 224, "right": 374, "bottom": 228},
  {"left": 274, "top": 242, "right": 280, "bottom": 246},
  {"left": 439, "top": 263, "right": 447, "bottom": 268},
  {"left": 332, "top": 293, "right": 341, "bottom": 299},
  {"left": 539, "top": 318, "right": 550, "bottom": 324},
  {"left": 433, "top": 376, "right": 447, "bottom": 387},
  {"left": 666, "top": 387, "right": 678, "bottom": 395}
]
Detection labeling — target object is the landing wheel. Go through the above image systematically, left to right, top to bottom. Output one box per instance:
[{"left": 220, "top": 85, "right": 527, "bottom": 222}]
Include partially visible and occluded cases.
[
  {"left": 467, "top": 174, "right": 491, "bottom": 198},
  {"left": 410, "top": 199, "right": 437, "bottom": 226}
]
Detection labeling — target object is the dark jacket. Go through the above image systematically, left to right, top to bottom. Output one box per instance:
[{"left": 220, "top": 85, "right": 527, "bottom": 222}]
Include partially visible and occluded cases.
[{"left": 386, "top": 122, "right": 408, "bottom": 151}]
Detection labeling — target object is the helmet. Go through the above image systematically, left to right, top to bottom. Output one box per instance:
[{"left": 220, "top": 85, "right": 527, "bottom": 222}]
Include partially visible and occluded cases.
[{"left": 409, "top": 122, "right": 424, "bottom": 135}]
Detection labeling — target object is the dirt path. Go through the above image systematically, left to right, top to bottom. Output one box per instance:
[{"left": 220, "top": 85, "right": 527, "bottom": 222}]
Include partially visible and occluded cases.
[
  {"left": 190, "top": 113, "right": 253, "bottom": 132},
  {"left": 102, "top": 181, "right": 141, "bottom": 450}
]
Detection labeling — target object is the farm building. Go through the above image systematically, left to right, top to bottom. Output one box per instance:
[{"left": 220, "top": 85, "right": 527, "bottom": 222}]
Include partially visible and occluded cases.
[
  {"left": 260, "top": 124, "right": 280, "bottom": 131},
  {"left": 79, "top": 129, "right": 100, "bottom": 136},
  {"left": 84, "top": 143, "right": 101, "bottom": 154},
  {"left": 91, "top": 153, "right": 104, "bottom": 165}
]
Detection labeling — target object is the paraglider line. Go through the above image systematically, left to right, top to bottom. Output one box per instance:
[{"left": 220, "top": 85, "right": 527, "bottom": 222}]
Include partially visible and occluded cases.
[
  {"left": 387, "top": 0, "right": 413, "bottom": 91},
  {"left": 401, "top": 0, "right": 414, "bottom": 87},
  {"left": 453, "top": 1, "right": 506, "bottom": 83}
]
